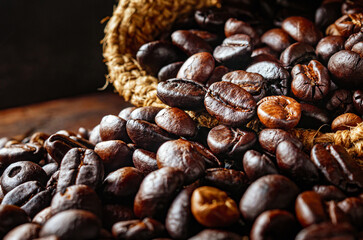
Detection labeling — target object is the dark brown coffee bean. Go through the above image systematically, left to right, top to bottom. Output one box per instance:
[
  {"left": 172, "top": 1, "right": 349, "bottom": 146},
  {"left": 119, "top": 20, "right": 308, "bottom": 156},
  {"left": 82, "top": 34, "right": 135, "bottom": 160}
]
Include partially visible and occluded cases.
[
  {"left": 315, "top": 1, "right": 342, "bottom": 30},
  {"left": 194, "top": 8, "right": 230, "bottom": 33},
  {"left": 334, "top": 13, "right": 363, "bottom": 37},
  {"left": 282, "top": 16, "right": 322, "bottom": 46},
  {"left": 224, "top": 18, "right": 260, "bottom": 46},
  {"left": 261, "top": 28, "right": 294, "bottom": 53},
  {"left": 171, "top": 30, "right": 212, "bottom": 56},
  {"left": 188, "top": 30, "right": 220, "bottom": 47},
  {"left": 345, "top": 31, "right": 363, "bottom": 51},
  {"left": 213, "top": 34, "right": 253, "bottom": 69},
  {"left": 316, "top": 36, "right": 345, "bottom": 65},
  {"left": 136, "top": 40, "right": 184, "bottom": 76},
  {"left": 280, "top": 42, "right": 317, "bottom": 70},
  {"left": 251, "top": 47, "right": 279, "bottom": 59},
  {"left": 177, "top": 52, "right": 215, "bottom": 84},
  {"left": 158, "top": 62, "right": 184, "bottom": 82},
  {"left": 205, "top": 66, "right": 230, "bottom": 88},
  {"left": 222, "top": 70, "right": 266, "bottom": 101},
  {"left": 157, "top": 78, "right": 206, "bottom": 110},
  {"left": 205, "top": 82, "right": 256, "bottom": 127},
  {"left": 325, "top": 89, "right": 354, "bottom": 118},
  {"left": 353, "top": 89, "right": 363, "bottom": 115},
  {"left": 257, "top": 96, "right": 301, "bottom": 130},
  {"left": 297, "top": 103, "right": 330, "bottom": 129},
  {"left": 129, "top": 106, "right": 162, "bottom": 123},
  {"left": 118, "top": 107, "right": 136, "bottom": 121},
  {"left": 155, "top": 108, "right": 197, "bottom": 138},
  {"left": 331, "top": 113, "right": 362, "bottom": 131},
  {"left": 99, "top": 115, "right": 130, "bottom": 143},
  {"left": 126, "top": 119, "right": 175, "bottom": 152},
  {"left": 89, "top": 124, "right": 102, "bottom": 145},
  {"left": 207, "top": 125, "right": 256, "bottom": 158},
  {"left": 258, "top": 128, "right": 303, "bottom": 154},
  {"left": 30, "top": 132, "right": 50, "bottom": 145},
  {"left": 69, "top": 136, "right": 95, "bottom": 149},
  {"left": 94, "top": 140, "right": 133, "bottom": 173},
  {"left": 56, "top": 148, "right": 104, "bottom": 193},
  {"left": 132, "top": 149, "right": 158, "bottom": 176},
  {"left": 243, "top": 150, "right": 278, "bottom": 181},
  {"left": 1, "top": 161, "right": 48, "bottom": 194},
  {"left": 43, "top": 163, "right": 59, "bottom": 178},
  {"left": 134, "top": 167, "right": 184, "bottom": 219},
  {"left": 239, "top": 174, "right": 299, "bottom": 222},
  {"left": 312, "top": 185, "right": 346, "bottom": 202},
  {"left": 191, "top": 186, "right": 239, "bottom": 227},
  {"left": 295, "top": 191, "right": 328, "bottom": 227},
  {"left": 338, "top": 197, "right": 363, "bottom": 229},
  {"left": 327, "top": 200, "right": 350, "bottom": 225},
  {"left": 102, "top": 204, "right": 135, "bottom": 230},
  {"left": 0, "top": 205, "right": 29, "bottom": 238},
  {"left": 33, "top": 207, "right": 53, "bottom": 225},
  {"left": 39, "top": 209, "right": 101, "bottom": 240},
  {"left": 250, "top": 210, "right": 297, "bottom": 240},
  {"left": 112, "top": 218, "right": 165, "bottom": 240},
  {"left": 295, "top": 222, "right": 356, "bottom": 240},
  {"left": 3, "top": 223, "right": 41, "bottom": 240},
  {"left": 189, "top": 229, "right": 242, "bottom": 240}
]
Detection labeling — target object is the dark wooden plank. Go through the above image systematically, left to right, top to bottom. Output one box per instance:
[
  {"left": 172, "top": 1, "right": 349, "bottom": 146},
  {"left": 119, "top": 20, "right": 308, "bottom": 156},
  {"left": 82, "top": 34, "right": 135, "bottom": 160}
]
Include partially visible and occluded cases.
[{"left": 0, "top": 92, "right": 132, "bottom": 138}]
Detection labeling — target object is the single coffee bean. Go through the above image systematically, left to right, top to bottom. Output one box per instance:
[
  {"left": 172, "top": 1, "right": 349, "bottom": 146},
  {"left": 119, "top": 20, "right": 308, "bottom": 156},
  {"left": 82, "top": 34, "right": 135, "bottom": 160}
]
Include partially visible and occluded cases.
[
  {"left": 315, "top": 1, "right": 342, "bottom": 30},
  {"left": 194, "top": 8, "right": 230, "bottom": 33},
  {"left": 334, "top": 13, "right": 363, "bottom": 37},
  {"left": 282, "top": 16, "right": 322, "bottom": 46},
  {"left": 224, "top": 18, "right": 260, "bottom": 46},
  {"left": 261, "top": 28, "right": 294, "bottom": 53},
  {"left": 171, "top": 30, "right": 212, "bottom": 56},
  {"left": 188, "top": 30, "right": 220, "bottom": 47},
  {"left": 316, "top": 36, "right": 345, "bottom": 65},
  {"left": 280, "top": 42, "right": 317, "bottom": 70},
  {"left": 251, "top": 47, "right": 279, "bottom": 59},
  {"left": 177, "top": 52, "right": 215, "bottom": 84},
  {"left": 291, "top": 60, "right": 330, "bottom": 102},
  {"left": 158, "top": 62, "right": 184, "bottom": 82},
  {"left": 205, "top": 65, "right": 230, "bottom": 88},
  {"left": 157, "top": 78, "right": 206, "bottom": 110},
  {"left": 205, "top": 81, "right": 256, "bottom": 127},
  {"left": 325, "top": 89, "right": 354, "bottom": 118},
  {"left": 353, "top": 89, "right": 363, "bottom": 115},
  {"left": 257, "top": 96, "right": 301, "bottom": 130},
  {"left": 297, "top": 103, "right": 330, "bottom": 129},
  {"left": 129, "top": 106, "right": 162, "bottom": 123},
  {"left": 118, "top": 107, "right": 136, "bottom": 121},
  {"left": 155, "top": 108, "right": 197, "bottom": 138},
  {"left": 331, "top": 113, "right": 363, "bottom": 131},
  {"left": 99, "top": 115, "right": 130, "bottom": 143},
  {"left": 89, "top": 124, "right": 102, "bottom": 145},
  {"left": 258, "top": 128, "right": 303, "bottom": 154},
  {"left": 132, "top": 149, "right": 158, "bottom": 176},
  {"left": 243, "top": 150, "right": 278, "bottom": 181},
  {"left": 43, "top": 162, "right": 59, "bottom": 178},
  {"left": 134, "top": 167, "right": 184, "bottom": 219},
  {"left": 239, "top": 174, "right": 299, "bottom": 222},
  {"left": 312, "top": 185, "right": 346, "bottom": 202},
  {"left": 191, "top": 186, "right": 240, "bottom": 227},
  {"left": 295, "top": 191, "right": 328, "bottom": 227},
  {"left": 338, "top": 197, "right": 363, "bottom": 229},
  {"left": 327, "top": 200, "right": 350, "bottom": 225},
  {"left": 102, "top": 204, "right": 135, "bottom": 230},
  {"left": 0, "top": 205, "right": 29, "bottom": 238},
  {"left": 32, "top": 207, "right": 53, "bottom": 225},
  {"left": 250, "top": 210, "right": 297, "bottom": 240},
  {"left": 112, "top": 218, "right": 165, "bottom": 240},
  {"left": 295, "top": 222, "right": 356, "bottom": 240},
  {"left": 3, "top": 223, "right": 41, "bottom": 240},
  {"left": 189, "top": 229, "right": 242, "bottom": 240}
]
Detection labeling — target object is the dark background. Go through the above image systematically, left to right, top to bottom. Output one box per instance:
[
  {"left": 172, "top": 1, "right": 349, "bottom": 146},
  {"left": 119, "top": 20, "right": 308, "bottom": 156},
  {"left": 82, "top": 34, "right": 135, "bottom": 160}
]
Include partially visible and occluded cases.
[{"left": 0, "top": 0, "right": 116, "bottom": 109}]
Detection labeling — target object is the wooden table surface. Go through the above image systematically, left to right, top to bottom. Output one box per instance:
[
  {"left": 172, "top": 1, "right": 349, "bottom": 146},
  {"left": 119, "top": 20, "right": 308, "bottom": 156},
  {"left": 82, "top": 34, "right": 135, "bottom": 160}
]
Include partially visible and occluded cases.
[{"left": 0, "top": 92, "right": 132, "bottom": 138}]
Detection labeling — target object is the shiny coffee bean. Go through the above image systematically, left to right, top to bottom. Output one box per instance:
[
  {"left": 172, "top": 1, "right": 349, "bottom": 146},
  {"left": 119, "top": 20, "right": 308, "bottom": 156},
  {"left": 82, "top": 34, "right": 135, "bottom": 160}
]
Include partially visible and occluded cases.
[
  {"left": 315, "top": 1, "right": 342, "bottom": 30},
  {"left": 194, "top": 8, "right": 230, "bottom": 33},
  {"left": 334, "top": 13, "right": 363, "bottom": 37},
  {"left": 282, "top": 16, "right": 322, "bottom": 46},
  {"left": 224, "top": 18, "right": 260, "bottom": 46},
  {"left": 261, "top": 28, "right": 294, "bottom": 53},
  {"left": 171, "top": 30, "right": 212, "bottom": 56},
  {"left": 188, "top": 30, "right": 220, "bottom": 47},
  {"left": 345, "top": 31, "right": 363, "bottom": 51},
  {"left": 213, "top": 34, "right": 253, "bottom": 69},
  {"left": 316, "top": 36, "right": 345, "bottom": 65},
  {"left": 136, "top": 40, "right": 183, "bottom": 76},
  {"left": 280, "top": 42, "right": 317, "bottom": 70},
  {"left": 251, "top": 47, "right": 279, "bottom": 59},
  {"left": 177, "top": 52, "right": 215, "bottom": 84},
  {"left": 158, "top": 62, "right": 184, "bottom": 82},
  {"left": 205, "top": 65, "right": 230, "bottom": 88},
  {"left": 157, "top": 78, "right": 206, "bottom": 110},
  {"left": 205, "top": 82, "right": 256, "bottom": 127},
  {"left": 325, "top": 89, "right": 354, "bottom": 118},
  {"left": 353, "top": 89, "right": 363, "bottom": 115},
  {"left": 257, "top": 96, "right": 301, "bottom": 130},
  {"left": 297, "top": 103, "right": 330, "bottom": 129},
  {"left": 129, "top": 106, "right": 162, "bottom": 123},
  {"left": 118, "top": 107, "right": 136, "bottom": 121},
  {"left": 155, "top": 108, "right": 197, "bottom": 138},
  {"left": 331, "top": 113, "right": 362, "bottom": 131},
  {"left": 99, "top": 115, "right": 130, "bottom": 142},
  {"left": 89, "top": 124, "right": 102, "bottom": 145},
  {"left": 207, "top": 125, "right": 256, "bottom": 158},
  {"left": 258, "top": 128, "right": 303, "bottom": 154},
  {"left": 29, "top": 132, "right": 50, "bottom": 145},
  {"left": 69, "top": 136, "right": 95, "bottom": 149},
  {"left": 94, "top": 140, "right": 133, "bottom": 173},
  {"left": 276, "top": 141, "right": 319, "bottom": 186},
  {"left": 56, "top": 148, "right": 104, "bottom": 193},
  {"left": 132, "top": 149, "right": 158, "bottom": 176},
  {"left": 243, "top": 150, "right": 278, "bottom": 181},
  {"left": 1, "top": 161, "right": 48, "bottom": 193},
  {"left": 43, "top": 162, "right": 59, "bottom": 177},
  {"left": 134, "top": 167, "right": 184, "bottom": 219},
  {"left": 239, "top": 174, "right": 299, "bottom": 222},
  {"left": 312, "top": 185, "right": 346, "bottom": 202},
  {"left": 191, "top": 186, "right": 239, "bottom": 227},
  {"left": 295, "top": 191, "right": 328, "bottom": 227},
  {"left": 338, "top": 197, "right": 363, "bottom": 229},
  {"left": 327, "top": 200, "right": 350, "bottom": 225},
  {"left": 102, "top": 204, "right": 135, "bottom": 230},
  {"left": 0, "top": 205, "right": 29, "bottom": 238},
  {"left": 32, "top": 207, "right": 53, "bottom": 225},
  {"left": 250, "top": 210, "right": 297, "bottom": 240},
  {"left": 112, "top": 218, "right": 165, "bottom": 240},
  {"left": 295, "top": 222, "right": 356, "bottom": 240},
  {"left": 3, "top": 223, "right": 41, "bottom": 240},
  {"left": 189, "top": 229, "right": 242, "bottom": 240}
]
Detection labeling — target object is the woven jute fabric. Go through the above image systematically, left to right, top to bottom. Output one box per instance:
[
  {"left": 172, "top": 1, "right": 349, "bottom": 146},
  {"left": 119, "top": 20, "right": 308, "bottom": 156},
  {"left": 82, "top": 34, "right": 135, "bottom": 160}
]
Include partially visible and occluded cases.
[{"left": 103, "top": 0, "right": 363, "bottom": 160}]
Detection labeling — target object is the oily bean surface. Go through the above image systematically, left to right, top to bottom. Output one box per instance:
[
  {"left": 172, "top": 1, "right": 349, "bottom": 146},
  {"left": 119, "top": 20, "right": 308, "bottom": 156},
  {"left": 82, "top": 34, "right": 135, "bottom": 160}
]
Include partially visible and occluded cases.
[
  {"left": 282, "top": 16, "right": 322, "bottom": 46},
  {"left": 171, "top": 30, "right": 212, "bottom": 56},
  {"left": 132, "top": 149, "right": 158, "bottom": 176},
  {"left": 243, "top": 150, "right": 278, "bottom": 181},
  {"left": 295, "top": 191, "right": 328, "bottom": 227}
]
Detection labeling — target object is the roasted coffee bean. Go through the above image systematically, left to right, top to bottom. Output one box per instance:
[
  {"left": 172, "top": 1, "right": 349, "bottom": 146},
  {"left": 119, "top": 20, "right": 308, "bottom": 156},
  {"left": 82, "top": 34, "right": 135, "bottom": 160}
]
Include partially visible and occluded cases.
[
  {"left": 315, "top": 1, "right": 342, "bottom": 30},
  {"left": 342, "top": 1, "right": 363, "bottom": 14},
  {"left": 194, "top": 8, "right": 230, "bottom": 33},
  {"left": 334, "top": 13, "right": 363, "bottom": 37},
  {"left": 282, "top": 16, "right": 322, "bottom": 46},
  {"left": 224, "top": 18, "right": 260, "bottom": 46},
  {"left": 261, "top": 28, "right": 294, "bottom": 53},
  {"left": 171, "top": 30, "right": 212, "bottom": 56},
  {"left": 188, "top": 30, "right": 220, "bottom": 47},
  {"left": 345, "top": 31, "right": 363, "bottom": 51},
  {"left": 213, "top": 34, "right": 253, "bottom": 69},
  {"left": 316, "top": 36, "right": 345, "bottom": 65},
  {"left": 136, "top": 40, "right": 184, "bottom": 76},
  {"left": 351, "top": 41, "right": 363, "bottom": 56},
  {"left": 280, "top": 42, "right": 317, "bottom": 70},
  {"left": 251, "top": 47, "right": 279, "bottom": 58},
  {"left": 328, "top": 50, "right": 363, "bottom": 89},
  {"left": 177, "top": 52, "right": 215, "bottom": 84},
  {"left": 291, "top": 60, "right": 330, "bottom": 102},
  {"left": 158, "top": 62, "right": 184, "bottom": 82},
  {"left": 205, "top": 66, "right": 230, "bottom": 88},
  {"left": 222, "top": 70, "right": 266, "bottom": 101},
  {"left": 157, "top": 78, "right": 206, "bottom": 110},
  {"left": 205, "top": 82, "right": 256, "bottom": 127},
  {"left": 325, "top": 89, "right": 354, "bottom": 118},
  {"left": 353, "top": 89, "right": 363, "bottom": 115},
  {"left": 257, "top": 96, "right": 301, "bottom": 130},
  {"left": 298, "top": 103, "right": 330, "bottom": 129},
  {"left": 129, "top": 106, "right": 162, "bottom": 123},
  {"left": 118, "top": 107, "right": 136, "bottom": 121},
  {"left": 155, "top": 108, "right": 197, "bottom": 138},
  {"left": 331, "top": 113, "right": 362, "bottom": 131},
  {"left": 99, "top": 115, "right": 130, "bottom": 143},
  {"left": 126, "top": 119, "right": 175, "bottom": 152},
  {"left": 89, "top": 124, "right": 102, "bottom": 145},
  {"left": 207, "top": 125, "right": 256, "bottom": 158},
  {"left": 76, "top": 127, "right": 89, "bottom": 140},
  {"left": 258, "top": 128, "right": 303, "bottom": 154},
  {"left": 30, "top": 132, "right": 50, "bottom": 145},
  {"left": 69, "top": 136, "right": 94, "bottom": 149},
  {"left": 156, "top": 139, "right": 206, "bottom": 184},
  {"left": 94, "top": 140, "right": 133, "bottom": 173},
  {"left": 311, "top": 144, "right": 363, "bottom": 193},
  {"left": 56, "top": 148, "right": 104, "bottom": 193},
  {"left": 132, "top": 149, "right": 158, "bottom": 176},
  {"left": 243, "top": 150, "right": 278, "bottom": 181},
  {"left": 1, "top": 161, "right": 48, "bottom": 193},
  {"left": 43, "top": 163, "right": 59, "bottom": 178},
  {"left": 102, "top": 167, "right": 144, "bottom": 201},
  {"left": 134, "top": 167, "right": 184, "bottom": 219},
  {"left": 239, "top": 174, "right": 299, "bottom": 222},
  {"left": 2, "top": 181, "right": 54, "bottom": 218},
  {"left": 165, "top": 183, "right": 200, "bottom": 239},
  {"left": 51, "top": 184, "right": 102, "bottom": 217},
  {"left": 312, "top": 185, "right": 346, "bottom": 202},
  {"left": 191, "top": 186, "right": 239, "bottom": 227},
  {"left": 295, "top": 191, "right": 328, "bottom": 227},
  {"left": 338, "top": 197, "right": 363, "bottom": 229},
  {"left": 327, "top": 200, "right": 350, "bottom": 225},
  {"left": 102, "top": 204, "right": 135, "bottom": 230},
  {"left": 0, "top": 205, "right": 29, "bottom": 238},
  {"left": 33, "top": 207, "right": 53, "bottom": 225},
  {"left": 39, "top": 209, "right": 101, "bottom": 239},
  {"left": 250, "top": 210, "right": 297, "bottom": 240},
  {"left": 112, "top": 218, "right": 165, "bottom": 240},
  {"left": 295, "top": 222, "right": 356, "bottom": 240},
  {"left": 3, "top": 223, "right": 41, "bottom": 240},
  {"left": 189, "top": 229, "right": 242, "bottom": 240}
]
